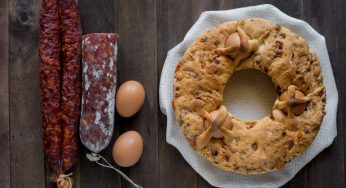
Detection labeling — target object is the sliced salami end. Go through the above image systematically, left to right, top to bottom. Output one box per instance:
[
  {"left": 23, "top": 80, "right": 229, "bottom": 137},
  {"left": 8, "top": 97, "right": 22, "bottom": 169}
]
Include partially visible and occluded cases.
[{"left": 80, "top": 33, "right": 119, "bottom": 153}]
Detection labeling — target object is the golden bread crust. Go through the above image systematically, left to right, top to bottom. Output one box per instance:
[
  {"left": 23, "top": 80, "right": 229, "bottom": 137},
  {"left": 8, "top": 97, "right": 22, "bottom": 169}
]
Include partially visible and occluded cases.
[{"left": 173, "top": 19, "right": 326, "bottom": 174}]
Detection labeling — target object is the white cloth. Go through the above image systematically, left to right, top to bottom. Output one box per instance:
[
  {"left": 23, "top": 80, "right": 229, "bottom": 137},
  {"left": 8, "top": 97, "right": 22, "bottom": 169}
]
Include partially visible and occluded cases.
[{"left": 159, "top": 4, "right": 338, "bottom": 188}]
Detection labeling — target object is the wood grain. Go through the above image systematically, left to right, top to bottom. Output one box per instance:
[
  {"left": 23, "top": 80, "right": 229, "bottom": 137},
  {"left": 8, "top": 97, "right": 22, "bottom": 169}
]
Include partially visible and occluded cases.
[
  {"left": 0, "top": 0, "right": 10, "bottom": 187},
  {"left": 2, "top": 0, "right": 346, "bottom": 187},
  {"left": 9, "top": 0, "right": 45, "bottom": 187},
  {"left": 116, "top": 0, "right": 158, "bottom": 187},
  {"left": 303, "top": 0, "right": 345, "bottom": 187},
  {"left": 337, "top": 0, "right": 346, "bottom": 180},
  {"left": 157, "top": 1, "right": 201, "bottom": 187}
]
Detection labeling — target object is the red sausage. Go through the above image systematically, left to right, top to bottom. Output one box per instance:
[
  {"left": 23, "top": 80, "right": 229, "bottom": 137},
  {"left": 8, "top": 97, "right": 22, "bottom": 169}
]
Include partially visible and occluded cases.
[
  {"left": 39, "top": 0, "right": 62, "bottom": 173},
  {"left": 58, "top": 0, "right": 82, "bottom": 172}
]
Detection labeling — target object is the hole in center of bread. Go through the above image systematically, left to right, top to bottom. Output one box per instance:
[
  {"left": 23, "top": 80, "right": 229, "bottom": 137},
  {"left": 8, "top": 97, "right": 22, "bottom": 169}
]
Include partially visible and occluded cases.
[{"left": 223, "top": 69, "right": 276, "bottom": 121}]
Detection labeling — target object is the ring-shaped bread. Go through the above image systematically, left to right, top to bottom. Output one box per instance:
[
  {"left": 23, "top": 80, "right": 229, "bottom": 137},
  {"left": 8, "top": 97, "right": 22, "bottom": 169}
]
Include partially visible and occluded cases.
[{"left": 172, "top": 19, "right": 326, "bottom": 174}]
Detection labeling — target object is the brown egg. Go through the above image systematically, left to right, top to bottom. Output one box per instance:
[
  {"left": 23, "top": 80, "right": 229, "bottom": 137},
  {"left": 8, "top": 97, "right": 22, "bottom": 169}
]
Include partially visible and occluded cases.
[
  {"left": 225, "top": 33, "right": 241, "bottom": 58},
  {"left": 225, "top": 33, "right": 240, "bottom": 48},
  {"left": 116, "top": 80, "right": 145, "bottom": 117},
  {"left": 112, "top": 131, "right": 143, "bottom": 167}
]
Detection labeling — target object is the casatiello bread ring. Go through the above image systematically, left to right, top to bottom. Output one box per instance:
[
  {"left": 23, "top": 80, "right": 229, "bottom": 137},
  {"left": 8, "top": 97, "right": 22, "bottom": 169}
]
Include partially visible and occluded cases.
[{"left": 172, "top": 18, "right": 326, "bottom": 174}]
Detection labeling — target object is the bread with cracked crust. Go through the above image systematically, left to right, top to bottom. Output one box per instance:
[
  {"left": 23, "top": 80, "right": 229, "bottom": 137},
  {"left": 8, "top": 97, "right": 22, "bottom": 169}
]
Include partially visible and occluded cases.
[{"left": 172, "top": 18, "right": 326, "bottom": 174}]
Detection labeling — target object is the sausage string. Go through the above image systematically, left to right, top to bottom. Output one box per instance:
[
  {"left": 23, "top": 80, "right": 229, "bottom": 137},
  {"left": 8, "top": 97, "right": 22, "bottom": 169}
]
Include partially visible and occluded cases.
[{"left": 87, "top": 153, "right": 143, "bottom": 188}]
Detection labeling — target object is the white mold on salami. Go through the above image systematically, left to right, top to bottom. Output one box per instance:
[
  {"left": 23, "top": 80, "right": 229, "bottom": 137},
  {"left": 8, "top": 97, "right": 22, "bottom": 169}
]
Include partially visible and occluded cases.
[{"left": 80, "top": 33, "right": 119, "bottom": 153}]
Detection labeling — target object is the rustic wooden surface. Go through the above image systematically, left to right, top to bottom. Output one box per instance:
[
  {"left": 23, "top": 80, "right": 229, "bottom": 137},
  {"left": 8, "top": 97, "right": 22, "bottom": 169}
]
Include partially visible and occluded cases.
[{"left": 0, "top": 0, "right": 345, "bottom": 187}]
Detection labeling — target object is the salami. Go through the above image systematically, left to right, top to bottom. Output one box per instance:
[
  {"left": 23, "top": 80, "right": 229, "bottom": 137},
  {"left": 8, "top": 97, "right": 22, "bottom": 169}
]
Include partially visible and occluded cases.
[
  {"left": 39, "top": 0, "right": 62, "bottom": 173},
  {"left": 58, "top": 0, "right": 82, "bottom": 172},
  {"left": 80, "top": 33, "right": 119, "bottom": 153}
]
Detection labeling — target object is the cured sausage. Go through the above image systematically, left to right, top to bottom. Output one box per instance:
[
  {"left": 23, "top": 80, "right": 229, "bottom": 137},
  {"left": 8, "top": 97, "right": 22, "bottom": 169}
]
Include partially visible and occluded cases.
[
  {"left": 39, "top": 0, "right": 62, "bottom": 173},
  {"left": 40, "top": 0, "right": 82, "bottom": 180},
  {"left": 58, "top": 0, "right": 82, "bottom": 172},
  {"left": 80, "top": 33, "right": 119, "bottom": 153}
]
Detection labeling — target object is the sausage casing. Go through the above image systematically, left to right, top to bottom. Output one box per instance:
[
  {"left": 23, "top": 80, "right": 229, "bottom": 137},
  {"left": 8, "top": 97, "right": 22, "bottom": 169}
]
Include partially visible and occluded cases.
[
  {"left": 39, "top": 0, "right": 62, "bottom": 173},
  {"left": 58, "top": 0, "right": 82, "bottom": 172},
  {"left": 80, "top": 33, "right": 119, "bottom": 153}
]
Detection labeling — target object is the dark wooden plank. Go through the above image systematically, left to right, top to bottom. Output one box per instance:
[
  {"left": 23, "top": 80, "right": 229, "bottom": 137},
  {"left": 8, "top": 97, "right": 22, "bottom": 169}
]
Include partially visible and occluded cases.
[
  {"left": 0, "top": 0, "right": 10, "bottom": 188},
  {"left": 3, "top": 0, "right": 344, "bottom": 188},
  {"left": 9, "top": 0, "right": 45, "bottom": 187},
  {"left": 78, "top": 0, "right": 120, "bottom": 187},
  {"left": 79, "top": 0, "right": 115, "bottom": 34},
  {"left": 116, "top": 0, "right": 158, "bottom": 187},
  {"left": 157, "top": 0, "right": 206, "bottom": 187},
  {"left": 190, "top": 0, "right": 219, "bottom": 21},
  {"left": 218, "top": 0, "right": 245, "bottom": 10},
  {"left": 245, "top": 0, "right": 304, "bottom": 18},
  {"left": 302, "top": 0, "right": 345, "bottom": 187},
  {"left": 337, "top": 0, "right": 346, "bottom": 183}
]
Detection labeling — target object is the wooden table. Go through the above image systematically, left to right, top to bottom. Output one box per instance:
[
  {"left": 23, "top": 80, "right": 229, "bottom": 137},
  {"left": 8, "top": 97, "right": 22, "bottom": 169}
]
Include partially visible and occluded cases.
[{"left": 1, "top": 0, "right": 345, "bottom": 187}]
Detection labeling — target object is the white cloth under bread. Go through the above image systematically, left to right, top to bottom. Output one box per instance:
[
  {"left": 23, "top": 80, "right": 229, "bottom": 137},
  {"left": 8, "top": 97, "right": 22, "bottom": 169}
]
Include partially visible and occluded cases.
[{"left": 159, "top": 4, "right": 338, "bottom": 188}]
